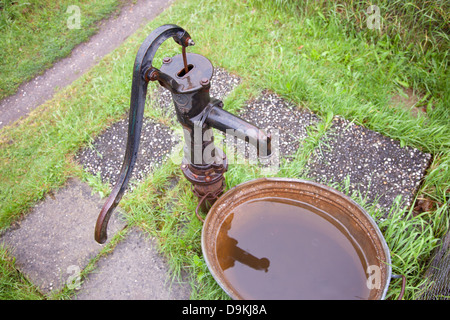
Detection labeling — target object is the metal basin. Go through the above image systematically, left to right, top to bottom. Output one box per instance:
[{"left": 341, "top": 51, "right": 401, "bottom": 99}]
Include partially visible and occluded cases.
[{"left": 201, "top": 178, "right": 392, "bottom": 300}]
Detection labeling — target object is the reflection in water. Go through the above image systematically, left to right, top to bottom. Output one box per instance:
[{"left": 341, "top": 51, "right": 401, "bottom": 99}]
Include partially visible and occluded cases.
[
  {"left": 215, "top": 199, "right": 371, "bottom": 299},
  {"left": 218, "top": 213, "right": 270, "bottom": 272}
]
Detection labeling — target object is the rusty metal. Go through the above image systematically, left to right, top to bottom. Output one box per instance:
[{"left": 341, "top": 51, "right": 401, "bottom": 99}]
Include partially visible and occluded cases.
[
  {"left": 95, "top": 24, "right": 271, "bottom": 244},
  {"left": 181, "top": 45, "right": 189, "bottom": 74},
  {"left": 201, "top": 178, "right": 393, "bottom": 300},
  {"left": 392, "top": 274, "right": 407, "bottom": 300}
]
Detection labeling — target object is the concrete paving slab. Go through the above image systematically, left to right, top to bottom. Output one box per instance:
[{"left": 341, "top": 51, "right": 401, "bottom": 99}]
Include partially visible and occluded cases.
[
  {"left": 306, "top": 116, "right": 432, "bottom": 212},
  {"left": 0, "top": 178, "right": 127, "bottom": 293},
  {"left": 74, "top": 228, "right": 191, "bottom": 300}
]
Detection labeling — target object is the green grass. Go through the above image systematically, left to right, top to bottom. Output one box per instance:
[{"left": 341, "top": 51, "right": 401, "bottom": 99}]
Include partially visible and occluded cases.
[
  {"left": 0, "top": 0, "right": 449, "bottom": 299},
  {"left": 0, "top": 0, "right": 121, "bottom": 100},
  {"left": 0, "top": 245, "right": 44, "bottom": 299}
]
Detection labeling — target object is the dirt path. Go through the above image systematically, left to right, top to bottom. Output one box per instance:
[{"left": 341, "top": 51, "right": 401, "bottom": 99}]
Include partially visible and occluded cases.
[{"left": 0, "top": 0, "right": 174, "bottom": 129}]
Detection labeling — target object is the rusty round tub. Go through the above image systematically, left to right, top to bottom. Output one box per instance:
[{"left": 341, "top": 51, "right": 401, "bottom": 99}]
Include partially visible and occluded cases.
[{"left": 201, "top": 178, "right": 392, "bottom": 300}]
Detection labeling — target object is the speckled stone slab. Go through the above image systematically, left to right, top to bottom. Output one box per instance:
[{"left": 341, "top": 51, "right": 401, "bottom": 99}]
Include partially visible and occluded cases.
[
  {"left": 238, "top": 90, "right": 320, "bottom": 159},
  {"left": 306, "top": 116, "right": 432, "bottom": 212},
  {"left": 75, "top": 119, "right": 175, "bottom": 187}
]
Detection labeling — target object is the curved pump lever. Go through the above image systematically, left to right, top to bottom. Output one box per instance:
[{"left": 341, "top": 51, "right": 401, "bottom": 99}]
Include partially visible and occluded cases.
[{"left": 95, "top": 24, "right": 193, "bottom": 244}]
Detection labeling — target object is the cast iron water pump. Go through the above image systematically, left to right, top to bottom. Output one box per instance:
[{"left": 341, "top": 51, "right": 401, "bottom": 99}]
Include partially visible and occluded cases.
[{"left": 95, "top": 25, "right": 271, "bottom": 244}]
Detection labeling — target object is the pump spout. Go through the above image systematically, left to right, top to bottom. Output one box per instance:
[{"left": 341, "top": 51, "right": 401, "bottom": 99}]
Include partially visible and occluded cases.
[{"left": 205, "top": 105, "right": 271, "bottom": 158}]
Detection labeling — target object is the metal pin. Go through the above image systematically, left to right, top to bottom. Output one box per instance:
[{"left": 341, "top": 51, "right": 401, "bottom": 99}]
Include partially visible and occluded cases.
[{"left": 182, "top": 46, "right": 189, "bottom": 74}]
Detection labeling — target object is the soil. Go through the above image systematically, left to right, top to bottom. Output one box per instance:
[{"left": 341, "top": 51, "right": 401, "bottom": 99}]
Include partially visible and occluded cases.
[{"left": 390, "top": 87, "right": 426, "bottom": 117}]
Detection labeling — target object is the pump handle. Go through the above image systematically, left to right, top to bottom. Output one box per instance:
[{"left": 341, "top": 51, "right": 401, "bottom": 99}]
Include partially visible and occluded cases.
[{"left": 95, "top": 24, "right": 192, "bottom": 244}]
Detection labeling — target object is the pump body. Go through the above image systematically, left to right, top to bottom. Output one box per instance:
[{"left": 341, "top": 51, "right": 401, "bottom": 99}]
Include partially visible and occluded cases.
[{"left": 95, "top": 25, "right": 271, "bottom": 243}]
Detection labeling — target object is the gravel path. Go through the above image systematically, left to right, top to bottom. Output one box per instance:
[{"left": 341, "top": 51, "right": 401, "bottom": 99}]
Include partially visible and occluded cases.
[{"left": 0, "top": 0, "right": 173, "bottom": 129}]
